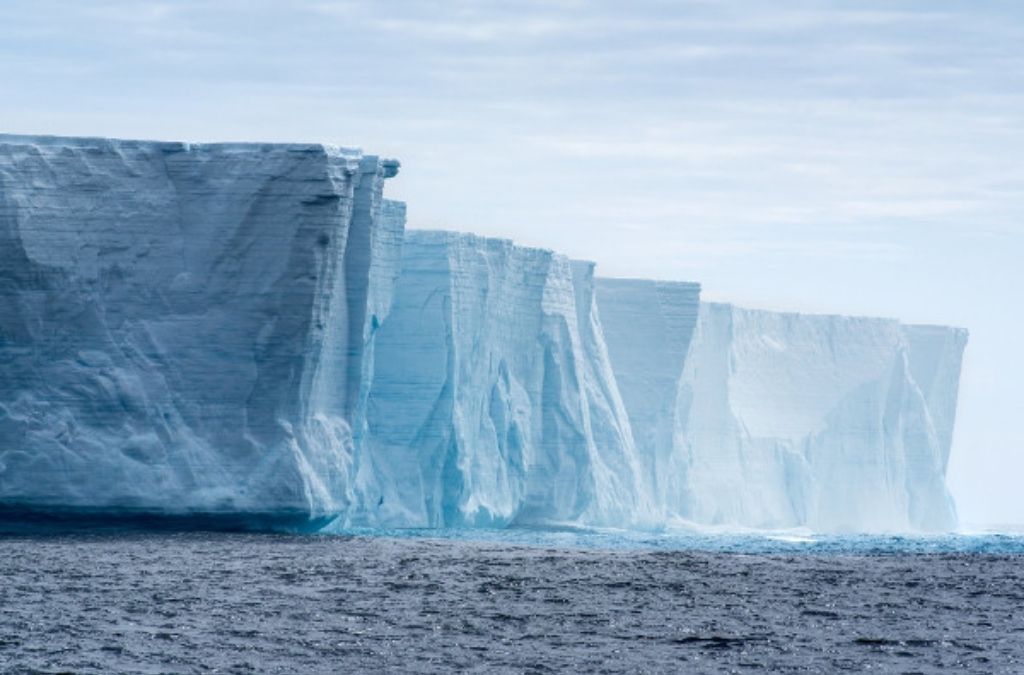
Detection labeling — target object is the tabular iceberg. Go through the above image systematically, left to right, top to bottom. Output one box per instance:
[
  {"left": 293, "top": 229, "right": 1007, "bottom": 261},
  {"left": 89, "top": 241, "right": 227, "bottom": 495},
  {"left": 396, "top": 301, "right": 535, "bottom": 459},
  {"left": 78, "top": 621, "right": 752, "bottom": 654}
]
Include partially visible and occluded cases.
[
  {"left": 0, "top": 133, "right": 970, "bottom": 533},
  {"left": 0, "top": 134, "right": 402, "bottom": 525},
  {"left": 348, "top": 231, "right": 648, "bottom": 527},
  {"left": 596, "top": 286, "right": 968, "bottom": 532}
]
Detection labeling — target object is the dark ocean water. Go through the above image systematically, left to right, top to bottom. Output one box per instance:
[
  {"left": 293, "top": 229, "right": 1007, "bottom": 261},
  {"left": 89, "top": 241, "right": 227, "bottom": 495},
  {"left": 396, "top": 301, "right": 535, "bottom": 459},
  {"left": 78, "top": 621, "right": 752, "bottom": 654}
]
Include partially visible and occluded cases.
[{"left": 1, "top": 531, "right": 1023, "bottom": 674}]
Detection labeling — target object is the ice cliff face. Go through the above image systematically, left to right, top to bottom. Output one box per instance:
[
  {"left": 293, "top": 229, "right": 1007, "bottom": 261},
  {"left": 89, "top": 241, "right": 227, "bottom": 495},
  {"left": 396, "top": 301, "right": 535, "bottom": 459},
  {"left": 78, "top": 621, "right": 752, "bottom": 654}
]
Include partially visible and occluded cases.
[
  {"left": 0, "top": 133, "right": 969, "bottom": 533},
  {"left": 0, "top": 134, "right": 402, "bottom": 523},
  {"left": 350, "top": 231, "right": 647, "bottom": 527},
  {"left": 595, "top": 279, "right": 701, "bottom": 514},
  {"left": 597, "top": 286, "right": 968, "bottom": 533}
]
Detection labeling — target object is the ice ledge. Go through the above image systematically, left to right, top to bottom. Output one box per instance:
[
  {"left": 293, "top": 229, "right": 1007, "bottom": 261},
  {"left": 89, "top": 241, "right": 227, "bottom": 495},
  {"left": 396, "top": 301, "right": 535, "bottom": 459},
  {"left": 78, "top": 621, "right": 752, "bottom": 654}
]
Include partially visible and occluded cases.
[{"left": 702, "top": 300, "right": 967, "bottom": 334}]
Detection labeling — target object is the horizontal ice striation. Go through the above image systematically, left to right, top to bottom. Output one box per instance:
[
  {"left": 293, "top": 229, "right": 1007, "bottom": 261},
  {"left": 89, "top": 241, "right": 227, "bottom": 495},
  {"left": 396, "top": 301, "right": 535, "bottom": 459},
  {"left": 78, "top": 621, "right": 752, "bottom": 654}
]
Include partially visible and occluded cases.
[
  {"left": 0, "top": 134, "right": 403, "bottom": 525},
  {"left": 351, "top": 231, "right": 647, "bottom": 528},
  {"left": 597, "top": 285, "right": 968, "bottom": 533}
]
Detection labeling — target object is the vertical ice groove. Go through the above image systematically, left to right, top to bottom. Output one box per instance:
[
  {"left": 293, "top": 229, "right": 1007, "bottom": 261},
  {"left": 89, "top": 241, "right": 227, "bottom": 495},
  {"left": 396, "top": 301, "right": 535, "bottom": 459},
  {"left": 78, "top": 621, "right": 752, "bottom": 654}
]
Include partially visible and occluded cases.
[{"left": 595, "top": 278, "right": 701, "bottom": 514}]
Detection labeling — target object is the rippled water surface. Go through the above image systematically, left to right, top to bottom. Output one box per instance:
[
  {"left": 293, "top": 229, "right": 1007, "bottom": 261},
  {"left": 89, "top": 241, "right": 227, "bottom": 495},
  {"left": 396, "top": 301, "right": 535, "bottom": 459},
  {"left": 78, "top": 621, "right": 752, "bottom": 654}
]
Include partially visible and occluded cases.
[{"left": 2, "top": 531, "right": 1023, "bottom": 673}]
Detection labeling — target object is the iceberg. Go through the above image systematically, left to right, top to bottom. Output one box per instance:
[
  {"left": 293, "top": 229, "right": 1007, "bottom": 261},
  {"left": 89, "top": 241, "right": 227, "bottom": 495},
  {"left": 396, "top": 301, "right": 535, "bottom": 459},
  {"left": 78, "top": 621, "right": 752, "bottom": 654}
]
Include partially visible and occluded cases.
[
  {"left": 0, "top": 133, "right": 969, "bottom": 533},
  {"left": 0, "top": 134, "right": 403, "bottom": 525},
  {"left": 348, "top": 231, "right": 648, "bottom": 527},
  {"left": 597, "top": 287, "right": 968, "bottom": 532}
]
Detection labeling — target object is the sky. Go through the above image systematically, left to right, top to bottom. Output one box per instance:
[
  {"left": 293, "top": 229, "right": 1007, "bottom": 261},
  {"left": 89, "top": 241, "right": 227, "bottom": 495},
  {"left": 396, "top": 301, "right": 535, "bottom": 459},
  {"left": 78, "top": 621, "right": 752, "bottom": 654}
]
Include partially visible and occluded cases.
[{"left": 1, "top": 0, "right": 1021, "bottom": 526}]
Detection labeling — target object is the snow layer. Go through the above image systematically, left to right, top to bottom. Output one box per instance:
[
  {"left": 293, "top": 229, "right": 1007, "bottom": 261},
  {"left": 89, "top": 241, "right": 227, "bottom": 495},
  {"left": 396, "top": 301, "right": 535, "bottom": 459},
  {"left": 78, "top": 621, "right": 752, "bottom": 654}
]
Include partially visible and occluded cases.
[
  {"left": 0, "top": 134, "right": 402, "bottom": 523},
  {"left": 351, "top": 231, "right": 648, "bottom": 527},
  {"left": 597, "top": 286, "right": 968, "bottom": 532}
]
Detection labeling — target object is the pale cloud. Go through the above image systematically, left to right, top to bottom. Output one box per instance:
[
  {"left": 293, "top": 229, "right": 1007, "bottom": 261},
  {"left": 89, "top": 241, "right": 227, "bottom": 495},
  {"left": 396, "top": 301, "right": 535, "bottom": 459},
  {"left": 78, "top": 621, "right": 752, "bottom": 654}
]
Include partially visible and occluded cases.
[
  {"left": 368, "top": 16, "right": 574, "bottom": 41},
  {"left": 524, "top": 137, "right": 783, "bottom": 162}
]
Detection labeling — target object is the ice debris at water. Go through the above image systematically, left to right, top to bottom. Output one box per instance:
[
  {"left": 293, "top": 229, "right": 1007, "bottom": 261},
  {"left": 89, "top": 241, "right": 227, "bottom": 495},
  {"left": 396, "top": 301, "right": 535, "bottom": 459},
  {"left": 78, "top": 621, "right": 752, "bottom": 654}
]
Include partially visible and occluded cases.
[{"left": 0, "top": 134, "right": 968, "bottom": 532}]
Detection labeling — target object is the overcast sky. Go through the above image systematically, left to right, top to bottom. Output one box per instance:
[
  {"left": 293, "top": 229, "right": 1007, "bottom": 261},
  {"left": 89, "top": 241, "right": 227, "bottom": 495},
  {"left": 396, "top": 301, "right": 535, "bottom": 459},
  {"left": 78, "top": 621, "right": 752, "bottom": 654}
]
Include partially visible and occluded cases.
[{"left": 2, "top": 0, "right": 1021, "bottom": 526}]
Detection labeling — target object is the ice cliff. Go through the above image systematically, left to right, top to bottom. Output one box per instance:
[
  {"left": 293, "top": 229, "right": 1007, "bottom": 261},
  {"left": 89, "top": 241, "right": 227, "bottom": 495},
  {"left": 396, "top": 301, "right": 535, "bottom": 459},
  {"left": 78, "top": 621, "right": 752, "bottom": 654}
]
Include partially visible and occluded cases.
[
  {"left": 0, "top": 133, "right": 969, "bottom": 533},
  {"left": 0, "top": 134, "right": 402, "bottom": 525},
  {"left": 349, "top": 231, "right": 647, "bottom": 527},
  {"left": 594, "top": 279, "right": 701, "bottom": 516},
  {"left": 596, "top": 283, "right": 968, "bottom": 532}
]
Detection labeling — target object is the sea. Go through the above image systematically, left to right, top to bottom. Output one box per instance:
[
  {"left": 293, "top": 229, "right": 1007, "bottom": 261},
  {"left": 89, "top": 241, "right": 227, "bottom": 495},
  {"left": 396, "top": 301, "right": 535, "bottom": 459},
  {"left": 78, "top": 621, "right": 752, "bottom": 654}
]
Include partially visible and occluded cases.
[{"left": 1, "top": 527, "right": 1023, "bottom": 674}]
